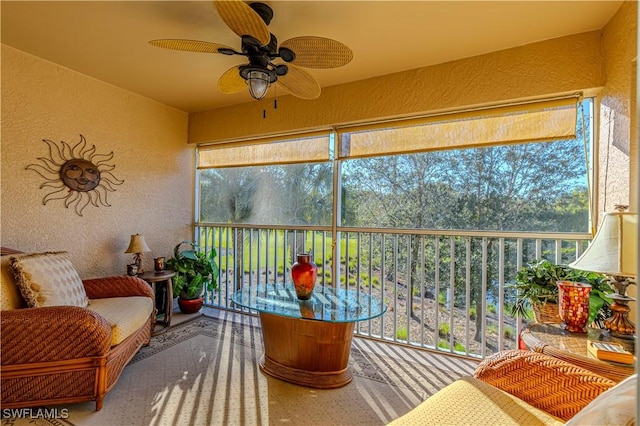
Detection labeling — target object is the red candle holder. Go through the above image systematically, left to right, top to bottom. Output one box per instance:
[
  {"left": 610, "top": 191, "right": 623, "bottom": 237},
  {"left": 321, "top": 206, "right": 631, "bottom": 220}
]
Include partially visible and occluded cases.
[{"left": 557, "top": 281, "right": 592, "bottom": 333}]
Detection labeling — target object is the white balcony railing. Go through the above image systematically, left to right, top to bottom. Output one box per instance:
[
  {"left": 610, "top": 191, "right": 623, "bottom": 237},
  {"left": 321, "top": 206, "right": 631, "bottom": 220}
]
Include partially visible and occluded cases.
[{"left": 196, "top": 223, "right": 591, "bottom": 360}]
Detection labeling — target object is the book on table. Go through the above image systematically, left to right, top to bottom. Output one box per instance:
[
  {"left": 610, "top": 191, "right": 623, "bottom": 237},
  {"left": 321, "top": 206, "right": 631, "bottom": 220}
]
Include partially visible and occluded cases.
[{"left": 587, "top": 340, "right": 635, "bottom": 365}]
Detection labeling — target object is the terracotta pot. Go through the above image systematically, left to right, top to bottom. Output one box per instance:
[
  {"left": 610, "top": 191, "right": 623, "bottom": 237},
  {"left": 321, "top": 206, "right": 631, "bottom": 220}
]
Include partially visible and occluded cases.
[
  {"left": 291, "top": 253, "right": 317, "bottom": 300},
  {"left": 178, "top": 297, "right": 204, "bottom": 314}
]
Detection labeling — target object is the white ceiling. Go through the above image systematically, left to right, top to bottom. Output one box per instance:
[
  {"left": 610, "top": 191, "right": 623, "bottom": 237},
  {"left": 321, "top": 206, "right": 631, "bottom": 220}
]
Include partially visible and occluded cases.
[{"left": 1, "top": 1, "right": 623, "bottom": 113}]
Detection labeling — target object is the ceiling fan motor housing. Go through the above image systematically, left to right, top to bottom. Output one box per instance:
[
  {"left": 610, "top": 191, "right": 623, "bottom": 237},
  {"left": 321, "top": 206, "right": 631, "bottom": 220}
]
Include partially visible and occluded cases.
[{"left": 239, "top": 65, "right": 277, "bottom": 83}]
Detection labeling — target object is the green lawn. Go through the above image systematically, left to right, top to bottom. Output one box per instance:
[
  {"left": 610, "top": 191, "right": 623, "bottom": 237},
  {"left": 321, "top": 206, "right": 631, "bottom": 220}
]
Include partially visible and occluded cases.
[{"left": 201, "top": 228, "right": 359, "bottom": 274}]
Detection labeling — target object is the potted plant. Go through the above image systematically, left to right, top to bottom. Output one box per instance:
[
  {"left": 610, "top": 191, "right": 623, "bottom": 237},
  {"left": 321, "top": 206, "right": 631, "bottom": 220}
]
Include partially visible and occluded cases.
[
  {"left": 166, "top": 240, "right": 218, "bottom": 314},
  {"left": 509, "top": 259, "right": 613, "bottom": 328}
]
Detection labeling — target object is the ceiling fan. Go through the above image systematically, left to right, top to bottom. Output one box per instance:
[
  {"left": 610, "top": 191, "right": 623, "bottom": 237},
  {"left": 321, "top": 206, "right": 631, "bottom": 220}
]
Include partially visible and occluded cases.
[{"left": 149, "top": 0, "right": 353, "bottom": 101}]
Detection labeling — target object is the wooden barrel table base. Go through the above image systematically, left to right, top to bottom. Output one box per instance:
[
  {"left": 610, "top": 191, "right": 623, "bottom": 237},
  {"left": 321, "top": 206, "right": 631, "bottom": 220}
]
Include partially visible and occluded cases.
[
  {"left": 231, "top": 285, "right": 386, "bottom": 389},
  {"left": 258, "top": 312, "right": 355, "bottom": 388}
]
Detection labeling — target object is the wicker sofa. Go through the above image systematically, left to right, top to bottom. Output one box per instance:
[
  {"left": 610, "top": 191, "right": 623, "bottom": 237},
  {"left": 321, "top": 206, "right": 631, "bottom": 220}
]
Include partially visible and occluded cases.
[
  {"left": 0, "top": 250, "right": 155, "bottom": 411},
  {"left": 389, "top": 349, "right": 636, "bottom": 425}
]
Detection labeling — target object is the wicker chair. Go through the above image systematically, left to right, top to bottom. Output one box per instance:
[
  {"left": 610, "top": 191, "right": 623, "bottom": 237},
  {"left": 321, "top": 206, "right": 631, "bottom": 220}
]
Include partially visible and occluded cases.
[
  {"left": 0, "top": 252, "right": 155, "bottom": 411},
  {"left": 389, "top": 349, "right": 624, "bottom": 425},
  {"left": 474, "top": 350, "right": 616, "bottom": 421}
]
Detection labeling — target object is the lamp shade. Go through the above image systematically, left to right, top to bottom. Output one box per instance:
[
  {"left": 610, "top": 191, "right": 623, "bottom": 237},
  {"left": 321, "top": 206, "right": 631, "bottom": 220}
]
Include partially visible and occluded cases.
[
  {"left": 569, "top": 212, "right": 637, "bottom": 277},
  {"left": 124, "top": 234, "right": 151, "bottom": 254}
]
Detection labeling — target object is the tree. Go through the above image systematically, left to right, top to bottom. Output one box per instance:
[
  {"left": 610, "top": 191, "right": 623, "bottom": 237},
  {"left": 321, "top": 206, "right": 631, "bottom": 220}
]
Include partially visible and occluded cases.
[
  {"left": 342, "top": 139, "right": 588, "bottom": 340},
  {"left": 200, "top": 163, "right": 333, "bottom": 285},
  {"left": 200, "top": 167, "right": 261, "bottom": 290}
]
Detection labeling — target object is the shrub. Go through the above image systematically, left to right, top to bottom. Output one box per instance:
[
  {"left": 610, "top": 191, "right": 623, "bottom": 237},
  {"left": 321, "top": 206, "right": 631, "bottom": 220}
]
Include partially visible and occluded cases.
[
  {"left": 469, "top": 306, "right": 477, "bottom": 320},
  {"left": 438, "top": 323, "right": 450, "bottom": 338},
  {"left": 487, "top": 324, "right": 499, "bottom": 335},
  {"left": 504, "top": 325, "right": 515, "bottom": 340},
  {"left": 396, "top": 327, "right": 408, "bottom": 340},
  {"left": 438, "top": 339, "right": 450, "bottom": 349},
  {"left": 453, "top": 342, "right": 466, "bottom": 352}
]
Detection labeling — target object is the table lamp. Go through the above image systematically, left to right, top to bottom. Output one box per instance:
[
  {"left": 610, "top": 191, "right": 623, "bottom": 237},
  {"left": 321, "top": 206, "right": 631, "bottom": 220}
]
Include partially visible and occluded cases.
[
  {"left": 569, "top": 207, "right": 637, "bottom": 339},
  {"left": 125, "top": 233, "right": 151, "bottom": 274}
]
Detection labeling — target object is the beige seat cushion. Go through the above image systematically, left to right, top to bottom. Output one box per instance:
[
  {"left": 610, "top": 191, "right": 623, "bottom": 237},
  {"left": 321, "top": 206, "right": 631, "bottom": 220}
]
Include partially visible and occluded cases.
[
  {"left": 10, "top": 251, "right": 89, "bottom": 308},
  {"left": 1, "top": 254, "right": 27, "bottom": 310},
  {"left": 87, "top": 296, "right": 153, "bottom": 346},
  {"left": 388, "top": 376, "right": 564, "bottom": 426}
]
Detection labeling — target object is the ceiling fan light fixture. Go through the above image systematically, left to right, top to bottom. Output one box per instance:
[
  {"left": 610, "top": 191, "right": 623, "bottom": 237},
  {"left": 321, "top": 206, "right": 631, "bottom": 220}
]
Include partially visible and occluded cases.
[
  {"left": 240, "top": 65, "right": 277, "bottom": 100},
  {"left": 247, "top": 69, "right": 271, "bottom": 100}
]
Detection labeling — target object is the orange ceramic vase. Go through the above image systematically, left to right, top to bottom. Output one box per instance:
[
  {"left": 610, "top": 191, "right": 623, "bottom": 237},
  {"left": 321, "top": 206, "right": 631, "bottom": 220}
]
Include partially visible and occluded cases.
[{"left": 291, "top": 253, "right": 317, "bottom": 300}]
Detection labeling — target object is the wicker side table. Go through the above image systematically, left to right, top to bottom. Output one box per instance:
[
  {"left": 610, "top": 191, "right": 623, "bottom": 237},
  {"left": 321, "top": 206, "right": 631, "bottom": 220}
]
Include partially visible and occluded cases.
[{"left": 520, "top": 323, "right": 635, "bottom": 382}]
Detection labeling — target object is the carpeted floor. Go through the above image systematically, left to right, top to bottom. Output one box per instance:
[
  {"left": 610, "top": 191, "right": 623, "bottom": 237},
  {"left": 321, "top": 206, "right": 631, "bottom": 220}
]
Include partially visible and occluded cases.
[{"left": 2, "top": 310, "right": 478, "bottom": 426}]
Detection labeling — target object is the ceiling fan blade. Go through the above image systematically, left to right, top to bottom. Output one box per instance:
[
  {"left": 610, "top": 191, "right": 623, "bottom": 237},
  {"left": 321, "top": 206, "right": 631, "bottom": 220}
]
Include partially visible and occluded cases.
[
  {"left": 214, "top": 0, "right": 270, "bottom": 46},
  {"left": 280, "top": 36, "right": 353, "bottom": 69},
  {"left": 149, "top": 39, "right": 234, "bottom": 54},
  {"left": 277, "top": 64, "right": 321, "bottom": 100},
  {"left": 218, "top": 66, "right": 246, "bottom": 94}
]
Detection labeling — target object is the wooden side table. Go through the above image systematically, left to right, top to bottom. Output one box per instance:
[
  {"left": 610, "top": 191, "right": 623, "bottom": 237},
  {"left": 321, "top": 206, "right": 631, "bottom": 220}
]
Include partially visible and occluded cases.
[
  {"left": 140, "top": 270, "right": 175, "bottom": 329},
  {"left": 520, "top": 323, "right": 635, "bottom": 382}
]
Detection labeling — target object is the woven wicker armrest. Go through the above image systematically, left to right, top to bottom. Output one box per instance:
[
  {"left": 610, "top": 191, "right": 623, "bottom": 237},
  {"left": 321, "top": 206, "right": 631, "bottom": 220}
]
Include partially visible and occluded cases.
[
  {"left": 83, "top": 275, "right": 154, "bottom": 300},
  {"left": 0, "top": 306, "right": 111, "bottom": 364},
  {"left": 474, "top": 349, "right": 616, "bottom": 421}
]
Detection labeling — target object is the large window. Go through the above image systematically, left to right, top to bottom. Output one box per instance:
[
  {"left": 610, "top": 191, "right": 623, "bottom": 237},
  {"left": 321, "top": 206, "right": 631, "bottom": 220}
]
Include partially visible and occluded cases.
[
  {"left": 196, "top": 97, "right": 594, "bottom": 356},
  {"left": 197, "top": 97, "right": 592, "bottom": 233},
  {"left": 198, "top": 134, "right": 333, "bottom": 226},
  {"left": 341, "top": 138, "right": 589, "bottom": 232},
  {"left": 199, "top": 162, "right": 334, "bottom": 226}
]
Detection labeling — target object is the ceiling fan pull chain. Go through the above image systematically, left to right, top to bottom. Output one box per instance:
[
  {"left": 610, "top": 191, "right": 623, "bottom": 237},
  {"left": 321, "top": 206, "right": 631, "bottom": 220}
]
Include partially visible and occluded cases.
[{"left": 274, "top": 85, "right": 278, "bottom": 110}]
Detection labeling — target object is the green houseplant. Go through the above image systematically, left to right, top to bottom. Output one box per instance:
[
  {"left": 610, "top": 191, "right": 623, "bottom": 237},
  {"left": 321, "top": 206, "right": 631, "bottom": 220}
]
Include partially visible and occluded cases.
[
  {"left": 166, "top": 241, "right": 218, "bottom": 313},
  {"left": 509, "top": 259, "right": 613, "bottom": 328}
]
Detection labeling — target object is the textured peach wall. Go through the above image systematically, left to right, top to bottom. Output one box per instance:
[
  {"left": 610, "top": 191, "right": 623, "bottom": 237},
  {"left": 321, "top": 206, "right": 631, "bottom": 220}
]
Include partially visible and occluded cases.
[
  {"left": 599, "top": 0, "right": 637, "bottom": 217},
  {"left": 597, "top": 1, "right": 637, "bottom": 320},
  {"left": 189, "top": 31, "right": 604, "bottom": 144},
  {"left": 1, "top": 45, "right": 191, "bottom": 278}
]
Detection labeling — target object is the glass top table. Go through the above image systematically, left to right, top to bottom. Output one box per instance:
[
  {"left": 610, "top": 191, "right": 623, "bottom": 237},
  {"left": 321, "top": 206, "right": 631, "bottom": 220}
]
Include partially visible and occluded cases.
[
  {"left": 232, "top": 284, "right": 386, "bottom": 322},
  {"left": 232, "top": 284, "right": 387, "bottom": 388},
  {"left": 520, "top": 323, "right": 635, "bottom": 382}
]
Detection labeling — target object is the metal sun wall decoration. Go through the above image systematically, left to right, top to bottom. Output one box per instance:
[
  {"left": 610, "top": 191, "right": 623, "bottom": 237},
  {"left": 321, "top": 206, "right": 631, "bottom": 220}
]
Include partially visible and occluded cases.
[{"left": 26, "top": 134, "right": 124, "bottom": 216}]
